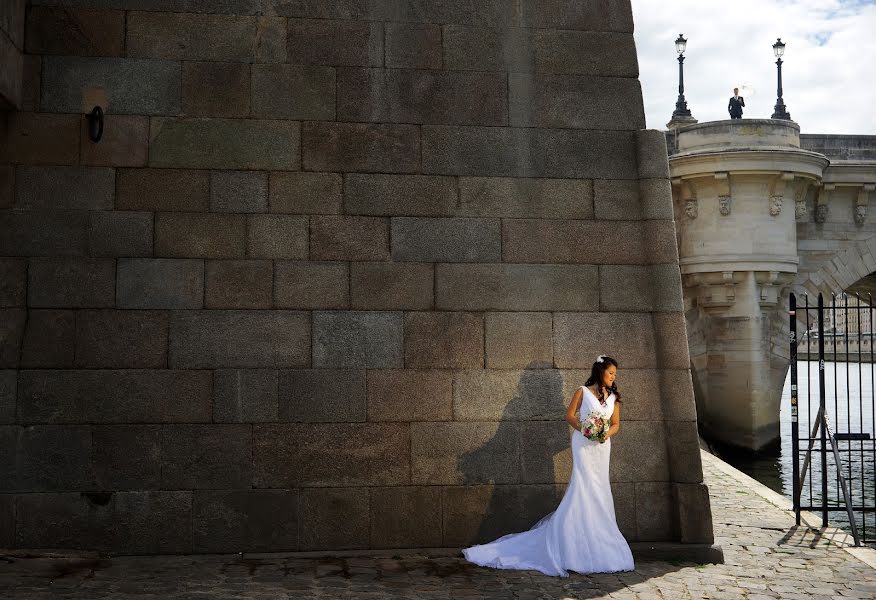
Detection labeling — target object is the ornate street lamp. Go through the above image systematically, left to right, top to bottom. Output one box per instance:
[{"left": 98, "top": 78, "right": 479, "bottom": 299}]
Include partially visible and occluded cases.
[
  {"left": 671, "top": 34, "right": 693, "bottom": 121},
  {"left": 771, "top": 38, "right": 791, "bottom": 120}
]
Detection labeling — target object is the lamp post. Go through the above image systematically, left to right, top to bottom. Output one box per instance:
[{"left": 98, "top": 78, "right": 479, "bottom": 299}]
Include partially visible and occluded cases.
[
  {"left": 672, "top": 34, "right": 693, "bottom": 120},
  {"left": 771, "top": 38, "right": 791, "bottom": 120}
]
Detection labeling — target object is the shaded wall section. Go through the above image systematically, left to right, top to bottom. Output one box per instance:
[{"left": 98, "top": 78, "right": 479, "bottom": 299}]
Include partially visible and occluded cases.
[{"left": 0, "top": 0, "right": 714, "bottom": 554}]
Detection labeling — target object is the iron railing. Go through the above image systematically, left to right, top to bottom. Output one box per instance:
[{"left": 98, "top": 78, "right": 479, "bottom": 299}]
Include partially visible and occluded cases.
[{"left": 790, "top": 292, "right": 876, "bottom": 545}]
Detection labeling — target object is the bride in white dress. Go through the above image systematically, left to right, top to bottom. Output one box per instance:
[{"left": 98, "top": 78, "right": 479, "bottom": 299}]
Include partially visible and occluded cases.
[{"left": 462, "top": 355, "right": 635, "bottom": 576}]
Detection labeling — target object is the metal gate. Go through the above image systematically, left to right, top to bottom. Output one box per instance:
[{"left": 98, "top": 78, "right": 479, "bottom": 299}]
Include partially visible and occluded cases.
[{"left": 790, "top": 292, "right": 876, "bottom": 545}]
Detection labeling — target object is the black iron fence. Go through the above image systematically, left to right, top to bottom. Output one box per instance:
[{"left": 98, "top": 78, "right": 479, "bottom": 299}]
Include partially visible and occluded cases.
[{"left": 790, "top": 292, "right": 876, "bottom": 545}]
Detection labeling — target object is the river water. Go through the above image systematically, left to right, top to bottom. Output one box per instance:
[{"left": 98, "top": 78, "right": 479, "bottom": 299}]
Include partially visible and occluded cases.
[{"left": 717, "top": 361, "right": 876, "bottom": 545}]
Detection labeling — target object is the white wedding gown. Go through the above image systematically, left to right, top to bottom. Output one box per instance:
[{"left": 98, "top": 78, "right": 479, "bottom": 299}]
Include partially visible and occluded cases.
[{"left": 462, "top": 386, "right": 635, "bottom": 576}]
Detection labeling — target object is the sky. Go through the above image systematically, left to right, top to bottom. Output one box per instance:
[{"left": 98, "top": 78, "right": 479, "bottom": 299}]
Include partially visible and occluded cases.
[{"left": 630, "top": 0, "right": 876, "bottom": 134}]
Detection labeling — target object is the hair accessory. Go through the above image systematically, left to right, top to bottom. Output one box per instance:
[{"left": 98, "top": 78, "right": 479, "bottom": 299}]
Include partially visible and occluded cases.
[{"left": 595, "top": 354, "right": 606, "bottom": 364}]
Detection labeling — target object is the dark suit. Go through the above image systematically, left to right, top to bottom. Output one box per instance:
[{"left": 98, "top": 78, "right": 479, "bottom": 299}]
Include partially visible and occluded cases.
[{"left": 728, "top": 95, "right": 745, "bottom": 119}]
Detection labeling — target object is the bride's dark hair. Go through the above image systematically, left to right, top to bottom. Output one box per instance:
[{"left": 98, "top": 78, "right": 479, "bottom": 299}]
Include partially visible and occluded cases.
[{"left": 584, "top": 355, "right": 621, "bottom": 403}]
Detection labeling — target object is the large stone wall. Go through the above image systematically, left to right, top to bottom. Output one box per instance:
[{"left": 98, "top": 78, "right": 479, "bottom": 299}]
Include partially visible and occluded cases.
[
  {"left": 0, "top": 0, "right": 713, "bottom": 554},
  {"left": 0, "top": 0, "right": 25, "bottom": 109}
]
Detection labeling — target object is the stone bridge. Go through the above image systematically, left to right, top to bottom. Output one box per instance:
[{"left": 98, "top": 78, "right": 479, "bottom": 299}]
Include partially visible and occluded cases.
[{"left": 668, "top": 119, "right": 876, "bottom": 451}]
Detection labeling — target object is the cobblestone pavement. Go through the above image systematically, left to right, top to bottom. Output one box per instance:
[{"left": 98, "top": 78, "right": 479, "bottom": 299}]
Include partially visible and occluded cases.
[{"left": 3, "top": 451, "right": 876, "bottom": 599}]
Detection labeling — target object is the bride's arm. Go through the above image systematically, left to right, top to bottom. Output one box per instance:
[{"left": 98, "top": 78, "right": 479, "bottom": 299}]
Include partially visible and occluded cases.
[
  {"left": 564, "top": 388, "right": 584, "bottom": 431},
  {"left": 605, "top": 402, "right": 622, "bottom": 440}
]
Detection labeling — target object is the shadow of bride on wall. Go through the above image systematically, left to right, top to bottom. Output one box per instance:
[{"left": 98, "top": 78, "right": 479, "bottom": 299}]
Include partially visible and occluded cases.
[{"left": 457, "top": 362, "right": 573, "bottom": 544}]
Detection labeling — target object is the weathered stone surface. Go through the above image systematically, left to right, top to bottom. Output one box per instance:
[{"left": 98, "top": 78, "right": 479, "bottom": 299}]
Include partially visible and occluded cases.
[
  {"left": 367, "top": 0, "right": 519, "bottom": 27},
  {"left": 520, "top": 0, "right": 634, "bottom": 32},
  {"left": 26, "top": 6, "right": 125, "bottom": 56},
  {"left": 127, "top": 12, "right": 257, "bottom": 61},
  {"left": 256, "top": 16, "right": 286, "bottom": 62},
  {"left": 287, "top": 18, "right": 382, "bottom": 67},
  {"left": 385, "top": 23, "right": 440, "bottom": 68},
  {"left": 442, "top": 27, "right": 638, "bottom": 76},
  {"left": 21, "top": 55, "right": 41, "bottom": 112},
  {"left": 41, "top": 56, "right": 181, "bottom": 114},
  {"left": 182, "top": 61, "right": 250, "bottom": 117},
  {"left": 252, "top": 64, "right": 335, "bottom": 120},
  {"left": 337, "top": 68, "right": 507, "bottom": 126},
  {"left": 510, "top": 74, "right": 644, "bottom": 129},
  {"left": 0, "top": 113, "right": 79, "bottom": 165},
  {"left": 80, "top": 115, "right": 149, "bottom": 167},
  {"left": 150, "top": 118, "right": 300, "bottom": 170},
  {"left": 302, "top": 122, "right": 419, "bottom": 174},
  {"left": 423, "top": 126, "right": 636, "bottom": 179},
  {"left": 636, "top": 129, "right": 670, "bottom": 179},
  {"left": 0, "top": 164, "right": 12, "bottom": 208},
  {"left": 14, "top": 165, "right": 114, "bottom": 209},
  {"left": 117, "top": 168, "right": 210, "bottom": 211},
  {"left": 210, "top": 170, "right": 268, "bottom": 213},
  {"left": 269, "top": 172, "right": 342, "bottom": 214},
  {"left": 343, "top": 174, "right": 457, "bottom": 217},
  {"left": 458, "top": 177, "right": 593, "bottom": 219},
  {"left": 639, "top": 178, "right": 674, "bottom": 220},
  {"left": 593, "top": 179, "right": 640, "bottom": 221},
  {"left": 0, "top": 210, "right": 89, "bottom": 257},
  {"left": 89, "top": 211, "right": 153, "bottom": 257},
  {"left": 155, "top": 213, "right": 247, "bottom": 258},
  {"left": 246, "top": 215, "right": 308, "bottom": 259},
  {"left": 310, "top": 216, "right": 389, "bottom": 261},
  {"left": 392, "top": 217, "right": 501, "bottom": 263},
  {"left": 502, "top": 220, "right": 653, "bottom": 265},
  {"left": 644, "top": 220, "right": 680, "bottom": 264},
  {"left": 0, "top": 258, "right": 25, "bottom": 307},
  {"left": 27, "top": 258, "right": 115, "bottom": 308},
  {"left": 117, "top": 258, "right": 204, "bottom": 309},
  {"left": 205, "top": 260, "right": 272, "bottom": 309},
  {"left": 274, "top": 261, "right": 349, "bottom": 309},
  {"left": 350, "top": 262, "right": 432, "bottom": 310},
  {"left": 436, "top": 264, "right": 598, "bottom": 311},
  {"left": 600, "top": 264, "right": 684, "bottom": 312},
  {"left": 20, "top": 309, "right": 76, "bottom": 368},
  {"left": 0, "top": 310, "right": 25, "bottom": 368},
  {"left": 74, "top": 310, "right": 168, "bottom": 368},
  {"left": 170, "top": 311, "right": 310, "bottom": 368},
  {"left": 313, "top": 311, "right": 402, "bottom": 368},
  {"left": 404, "top": 312, "right": 483, "bottom": 368},
  {"left": 553, "top": 312, "right": 657, "bottom": 369},
  {"left": 653, "top": 312, "right": 691, "bottom": 369},
  {"left": 485, "top": 313, "right": 553, "bottom": 369},
  {"left": 610, "top": 368, "right": 662, "bottom": 421},
  {"left": 17, "top": 369, "right": 212, "bottom": 423},
  {"left": 213, "top": 369, "right": 278, "bottom": 423},
  {"left": 278, "top": 369, "right": 365, "bottom": 422},
  {"left": 366, "top": 369, "right": 452, "bottom": 421},
  {"left": 453, "top": 369, "right": 566, "bottom": 421},
  {"left": 660, "top": 369, "right": 697, "bottom": 422},
  {"left": 0, "top": 371, "right": 16, "bottom": 424},
  {"left": 519, "top": 420, "right": 572, "bottom": 484},
  {"left": 609, "top": 420, "right": 669, "bottom": 482},
  {"left": 667, "top": 420, "right": 704, "bottom": 484},
  {"left": 411, "top": 421, "right": 519, "bottom": 485},
  {"left": 253, "top": 423, "right": 410, "bottom": 486},
  {"left": 92, "top": 424, "right": 161, "bottom": 489},
  {"left": 161, "top": 424, "right": 252, "bottom": 489},
  {"left": 6, "top": 425, "right": 93, "bottom": 490},
  {"left": 612, "top": 481, "right": 636, "bottom": 540},
  {"left": 635, "top": 482, "right": 672, "bottom": 541},
  {"left": 673, "top": 482, "right": 714, "bottom": 544},
  {"left": 442, "top": 484, "right": 566, "bottom": 546},
  {"left": 371, "top": 486, "right": 442, "bottom": 548},
  {"left": 299, "top": 488, "right": 368, "bottom": 550},
  {"left": 193, "top": 489, "right": 298, "bottom": 553},
  {"left": 0, "top": 491, "right": 11, "bottom": 546},
  {"left": 113, "top": 491, "right": 193, "bottom": 553},
  {"left": 14, "top": 492, "right": 113, "bottom": 549}
]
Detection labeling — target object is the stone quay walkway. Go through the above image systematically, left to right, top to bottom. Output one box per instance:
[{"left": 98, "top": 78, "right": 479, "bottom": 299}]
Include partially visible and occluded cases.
[{"left": 3, "top": 451, "right": 876, "bottom": 599}]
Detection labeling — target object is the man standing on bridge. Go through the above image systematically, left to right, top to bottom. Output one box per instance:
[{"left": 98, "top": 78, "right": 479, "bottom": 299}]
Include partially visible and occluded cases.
[{"left": 728, "top": 87, "right": 745, "bottom": 119}]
